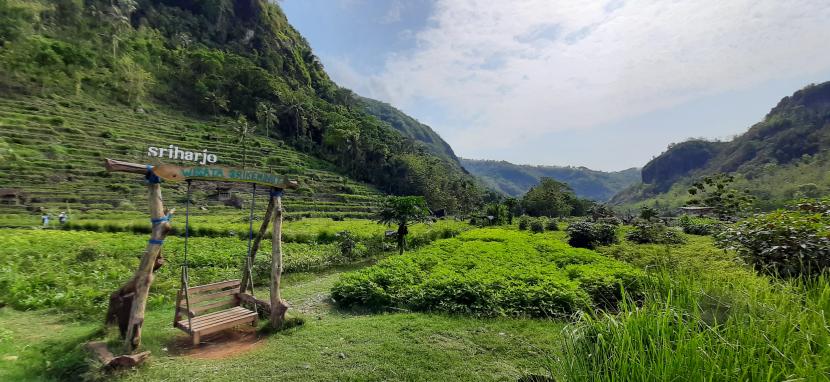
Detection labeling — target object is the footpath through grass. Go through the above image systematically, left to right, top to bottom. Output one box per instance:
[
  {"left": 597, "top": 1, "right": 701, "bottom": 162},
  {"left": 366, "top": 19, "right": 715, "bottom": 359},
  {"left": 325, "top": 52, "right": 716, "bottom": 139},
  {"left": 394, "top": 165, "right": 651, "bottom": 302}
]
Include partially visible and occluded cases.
[{"left": 0, "top": 263, "right": 565, "bottom": 381}]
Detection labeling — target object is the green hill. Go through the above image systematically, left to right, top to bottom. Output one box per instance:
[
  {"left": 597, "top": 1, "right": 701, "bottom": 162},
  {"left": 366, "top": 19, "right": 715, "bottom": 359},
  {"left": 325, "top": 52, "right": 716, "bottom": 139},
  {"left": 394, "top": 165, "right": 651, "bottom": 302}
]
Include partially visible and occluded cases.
[
  {"left": 0, "top": 0, "right": 482, "bottom": 213},
  {"left": 612, "top": 81, "right": 830, "bottom": 210},
  {"left": 0, "top": 94, "right": 384, "bottom": 219},
  {"left": 360, "top": 96, "right": 460, "bottom": 165},
  {"left": 460, "top": 158, "right": 640, "bottom": 201}
]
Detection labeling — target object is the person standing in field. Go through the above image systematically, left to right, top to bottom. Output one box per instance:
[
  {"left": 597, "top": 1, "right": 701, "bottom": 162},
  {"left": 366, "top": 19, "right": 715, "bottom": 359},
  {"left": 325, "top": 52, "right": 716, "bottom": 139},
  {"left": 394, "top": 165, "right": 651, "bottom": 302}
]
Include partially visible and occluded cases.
[
  {"left": 59, "top": 211, "right": 67, "bottom": 225},
  {"left": 41, "top": 213, "right": 50, "bottom": 227}
]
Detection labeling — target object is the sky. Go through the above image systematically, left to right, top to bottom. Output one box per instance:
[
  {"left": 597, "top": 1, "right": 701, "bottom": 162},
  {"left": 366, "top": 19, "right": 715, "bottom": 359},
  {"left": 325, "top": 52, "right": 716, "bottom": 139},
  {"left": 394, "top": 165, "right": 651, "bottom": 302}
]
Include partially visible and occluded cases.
[{"left": 280, "top": 0, "right": 830, "bottom": 171}]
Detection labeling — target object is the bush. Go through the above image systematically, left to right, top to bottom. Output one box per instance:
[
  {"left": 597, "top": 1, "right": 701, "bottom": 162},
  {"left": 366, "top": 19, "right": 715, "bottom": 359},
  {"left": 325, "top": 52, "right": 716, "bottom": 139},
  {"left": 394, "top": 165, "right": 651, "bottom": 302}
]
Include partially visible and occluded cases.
[
  {"left": 717, "top": 199, "right": 830, "bottom": 278},
  {"left": 518, "top": 215, "right": 530, "bottom": 230},
  {"left": 677, "top": 215, "right": 718, "bottom": 235},
  {"left": 529, "top": 218, "right": 545, "bottom": 233},
  {"left": 545, "top": 218, "right": 559, "bottom": 231},
  {"left": 625, "top": 220, "right": 686, "bottom": 245},
  {"left": 567, "top": 221, "right": 618, "bottom": 249},
  {"left": 331, "top": 229, "right": 643, "bottom": 317},
  {"left": 336, "top": 230, "right": 361, "bottom": 261}
]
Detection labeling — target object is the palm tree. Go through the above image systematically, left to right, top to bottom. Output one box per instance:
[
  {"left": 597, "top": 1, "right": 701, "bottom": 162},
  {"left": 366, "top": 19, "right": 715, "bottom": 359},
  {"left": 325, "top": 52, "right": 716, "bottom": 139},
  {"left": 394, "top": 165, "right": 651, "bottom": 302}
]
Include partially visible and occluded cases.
[
  {"left": 256, "top": 102, "right": 278, "bottom": 138},
  {"left": 234, "top": 115, "right": 254, "bottom": 168},
  {"left": 377, "top": 196, "right": 431, "bottom": 255}
]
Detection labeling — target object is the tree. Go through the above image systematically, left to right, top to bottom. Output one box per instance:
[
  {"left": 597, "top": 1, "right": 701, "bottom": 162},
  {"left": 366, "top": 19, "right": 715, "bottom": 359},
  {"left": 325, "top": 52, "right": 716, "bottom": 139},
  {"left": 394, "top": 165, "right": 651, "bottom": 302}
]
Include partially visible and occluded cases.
[
  {"left": 90, "top": 0, "right": 137, "bottom": 61},
  {"left": 256, "top": 101, "right": 278, "bottom": 138},
  {"left": 234, "top": 115, "right": 254, "bottom": 168},
  {"left": 687, "top": 173, "right": 755, "bottom": 220},
  {"left": 522, "top": 177, "right": 576, "bottom": 217},
  {"left": 377, "top": 196, "right": 431, "bottom": 255},
  {"left": 504, "top": 197, "right": 519, "bottom": 224},
  {"left": 484, "top": 203, "right": 508, "bottom": 225},
  {"left": 639, "top": 205, "right": 658, "bottom": 221}
]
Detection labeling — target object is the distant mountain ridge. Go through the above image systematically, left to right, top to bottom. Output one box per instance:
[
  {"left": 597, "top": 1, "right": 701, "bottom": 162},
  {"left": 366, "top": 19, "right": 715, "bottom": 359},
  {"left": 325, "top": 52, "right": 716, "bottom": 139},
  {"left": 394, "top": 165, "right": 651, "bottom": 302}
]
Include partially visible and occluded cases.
[
  {"left": 612, "top": 81, "right": 830, "bottom": 208},
  {"left": 461, "top": 158, "right": 640, "bottom": 201}
]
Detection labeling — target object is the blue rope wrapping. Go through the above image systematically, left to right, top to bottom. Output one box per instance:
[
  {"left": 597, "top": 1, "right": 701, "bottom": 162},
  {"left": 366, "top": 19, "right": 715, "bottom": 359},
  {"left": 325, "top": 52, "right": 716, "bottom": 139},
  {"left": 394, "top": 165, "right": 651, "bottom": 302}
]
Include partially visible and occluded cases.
[
  {"left": 145, "top": 165, "right": 162, "bottom": 184},
  {"left": 270, "top": 189, "right": 284, "bottom": 198},
  {"left": 150, "top": 214, "right": 172, "bottom": 225},
  {"left": 148, "top": 239, "right": 164, "bottom": 245}
]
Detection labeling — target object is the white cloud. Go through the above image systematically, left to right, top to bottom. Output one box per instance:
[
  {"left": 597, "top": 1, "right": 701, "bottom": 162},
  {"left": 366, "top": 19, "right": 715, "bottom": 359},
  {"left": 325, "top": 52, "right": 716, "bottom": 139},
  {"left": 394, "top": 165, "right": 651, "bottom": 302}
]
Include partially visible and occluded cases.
[{"left": 341, "top": 0, "right": 830, "bottom": 157}]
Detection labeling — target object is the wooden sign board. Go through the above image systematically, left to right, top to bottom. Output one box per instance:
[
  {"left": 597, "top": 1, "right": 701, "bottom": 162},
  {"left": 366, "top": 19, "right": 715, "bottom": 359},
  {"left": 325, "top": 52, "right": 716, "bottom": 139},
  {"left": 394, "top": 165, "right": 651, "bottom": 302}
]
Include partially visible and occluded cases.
[{"left": 105, "top": 159, "right": 298, "bottom": 189}]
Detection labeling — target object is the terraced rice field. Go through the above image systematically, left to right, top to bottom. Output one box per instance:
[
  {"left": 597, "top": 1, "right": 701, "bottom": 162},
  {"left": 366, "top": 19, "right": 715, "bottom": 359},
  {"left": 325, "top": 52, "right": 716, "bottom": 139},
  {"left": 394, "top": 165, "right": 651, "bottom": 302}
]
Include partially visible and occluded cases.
[{"left": 0, "top": 95, "right": 383, "bottom": 222}]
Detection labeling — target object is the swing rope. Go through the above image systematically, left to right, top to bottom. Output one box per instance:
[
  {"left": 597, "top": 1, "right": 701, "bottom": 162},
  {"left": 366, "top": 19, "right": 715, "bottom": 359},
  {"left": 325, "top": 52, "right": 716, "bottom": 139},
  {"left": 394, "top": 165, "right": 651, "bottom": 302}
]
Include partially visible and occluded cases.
[
  {"left": 180, "top": 179, "right": 193, "bottom": 332},
  {"left": 243, "top": 183, "right": 258, "bottom": 315}
]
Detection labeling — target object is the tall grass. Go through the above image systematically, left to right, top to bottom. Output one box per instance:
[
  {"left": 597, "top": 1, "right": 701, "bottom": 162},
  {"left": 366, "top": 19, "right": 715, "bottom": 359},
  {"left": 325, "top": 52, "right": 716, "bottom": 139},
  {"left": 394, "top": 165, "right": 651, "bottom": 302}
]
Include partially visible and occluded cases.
[{"left": 554, "top": 270, "right": 830, "bottom": 380}]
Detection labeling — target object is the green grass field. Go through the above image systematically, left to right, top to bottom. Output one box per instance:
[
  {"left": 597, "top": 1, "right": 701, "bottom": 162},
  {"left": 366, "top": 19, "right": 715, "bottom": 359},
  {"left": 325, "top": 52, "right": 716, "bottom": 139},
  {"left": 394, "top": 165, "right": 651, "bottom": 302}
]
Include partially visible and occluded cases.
[{"left": 2, "top": 223, "right": 828, "bottom": 381}]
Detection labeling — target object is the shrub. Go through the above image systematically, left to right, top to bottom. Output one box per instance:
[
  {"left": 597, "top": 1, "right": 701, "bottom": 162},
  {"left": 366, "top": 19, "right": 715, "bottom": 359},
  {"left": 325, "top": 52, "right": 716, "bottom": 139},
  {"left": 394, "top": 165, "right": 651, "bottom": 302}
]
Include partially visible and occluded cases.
[
  {"left": 717, "top": 199, "right": 830, "bottom": 278},
  {"left": 518, "top": 215, "right": 530, "bottom": 230},
  {"left": 677, "top": 215, "right": 718, "bottom": 235},
  {"left": 529, "top": 218, "right": 545, "bottom": 233},
  {"left": 545, "top": 218, "right": 559, "bottom": 231},
  {"left": 625, "top": 220, "right": 686, "bottom": 245},
  {"left": 567, "top": 221, "right": 618, "bottom": 249},
  {"left": 331, "top": 229, "right": 643, "bottom": 317},
  {"left": 337, "top": 231, "right": 360, "bottom": 260}
]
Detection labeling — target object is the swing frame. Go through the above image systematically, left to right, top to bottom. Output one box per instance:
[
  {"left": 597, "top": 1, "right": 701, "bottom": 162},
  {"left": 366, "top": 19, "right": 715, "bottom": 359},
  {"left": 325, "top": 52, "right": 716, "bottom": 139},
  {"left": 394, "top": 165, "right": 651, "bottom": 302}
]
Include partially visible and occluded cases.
[{"left": 103, "top": 158, "right": 296, "bottom": 351}]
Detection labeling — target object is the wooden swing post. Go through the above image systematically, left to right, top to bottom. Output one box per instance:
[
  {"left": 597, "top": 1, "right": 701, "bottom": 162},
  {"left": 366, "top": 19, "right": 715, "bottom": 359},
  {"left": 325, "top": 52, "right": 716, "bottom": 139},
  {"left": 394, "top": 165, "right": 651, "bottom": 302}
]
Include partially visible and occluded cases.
[
  {"left": 103, "top": 160, "right": 173, "bottom": 352},
  {"left": 269, "top": 189, "right": 289, "bottom": 328}
]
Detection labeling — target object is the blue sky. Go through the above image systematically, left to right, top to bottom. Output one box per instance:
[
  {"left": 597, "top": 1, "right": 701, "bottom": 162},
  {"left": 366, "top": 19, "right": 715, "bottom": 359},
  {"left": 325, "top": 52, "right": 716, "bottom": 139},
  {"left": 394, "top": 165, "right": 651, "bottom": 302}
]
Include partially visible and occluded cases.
[{"left": 281, "top": 0, "right": 830, "bottom": 171}]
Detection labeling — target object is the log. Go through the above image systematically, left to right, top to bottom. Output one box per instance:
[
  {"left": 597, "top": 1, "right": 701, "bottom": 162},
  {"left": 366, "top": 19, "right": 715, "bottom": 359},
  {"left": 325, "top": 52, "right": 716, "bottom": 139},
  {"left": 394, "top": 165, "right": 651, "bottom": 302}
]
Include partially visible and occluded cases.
[
  {"left": 125, "top": 182, "right": 170, "bottom": 351},
  {"left": 269, "top": 190, "right": 289, "bottom": 328},
  {"left": 239, "top": 195, "right": 276, "bottom": 294},
  {"left": 237, "top": 292, "right": 272, "bottom": 315},
  {"left": 85, "top": 341, "right": 150, "bottom": 369}
]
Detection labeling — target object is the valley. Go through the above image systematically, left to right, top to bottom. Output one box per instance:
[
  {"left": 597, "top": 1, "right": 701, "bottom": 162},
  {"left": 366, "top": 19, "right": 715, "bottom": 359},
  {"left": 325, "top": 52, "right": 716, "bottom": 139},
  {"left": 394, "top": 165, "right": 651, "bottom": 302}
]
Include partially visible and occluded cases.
[{"left": 0, "top": 1, "right": 828, "bottom": 381}]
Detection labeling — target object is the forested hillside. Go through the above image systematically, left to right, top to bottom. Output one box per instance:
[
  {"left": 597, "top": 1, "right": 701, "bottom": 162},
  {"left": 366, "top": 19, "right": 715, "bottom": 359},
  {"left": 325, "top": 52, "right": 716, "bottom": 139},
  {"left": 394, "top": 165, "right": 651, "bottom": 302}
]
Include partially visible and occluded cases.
[
  {"left": 0, "top": 0, "right": 482, "bottom": 212},
  {"left": 613, "top": 81, "right": 830, "bottom": 209},
  {"left": 360, "top": 96, "right": 460, "bottom": 164},
  {"left": 461, "top": 158, "right": 640, "bottom": 201}
]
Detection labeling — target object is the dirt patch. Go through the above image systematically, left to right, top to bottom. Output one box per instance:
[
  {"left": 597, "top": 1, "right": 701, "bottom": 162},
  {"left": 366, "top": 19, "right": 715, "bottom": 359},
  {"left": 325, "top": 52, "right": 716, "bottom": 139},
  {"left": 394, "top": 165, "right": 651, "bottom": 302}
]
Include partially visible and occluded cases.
[{"left": 168, "top": 327, "right": 265, "bottom": 360}]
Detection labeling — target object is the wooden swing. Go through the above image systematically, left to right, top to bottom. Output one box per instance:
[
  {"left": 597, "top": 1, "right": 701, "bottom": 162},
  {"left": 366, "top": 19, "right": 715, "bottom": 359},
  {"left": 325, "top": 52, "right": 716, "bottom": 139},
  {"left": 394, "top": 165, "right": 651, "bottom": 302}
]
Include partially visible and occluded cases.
[
  {"left": 104, "top": 159, "right": 295, "bottom": 352},
  {"left": 172, "top": 180, "right": 260, "bottom": 345}
]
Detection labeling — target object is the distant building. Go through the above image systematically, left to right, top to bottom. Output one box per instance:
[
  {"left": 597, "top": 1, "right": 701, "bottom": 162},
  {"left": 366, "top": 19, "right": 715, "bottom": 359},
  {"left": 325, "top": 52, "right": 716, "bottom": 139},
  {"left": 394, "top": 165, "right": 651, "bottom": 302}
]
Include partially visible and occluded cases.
[{"left": 679, "top": 206, "right": 714, "bottom": 216}]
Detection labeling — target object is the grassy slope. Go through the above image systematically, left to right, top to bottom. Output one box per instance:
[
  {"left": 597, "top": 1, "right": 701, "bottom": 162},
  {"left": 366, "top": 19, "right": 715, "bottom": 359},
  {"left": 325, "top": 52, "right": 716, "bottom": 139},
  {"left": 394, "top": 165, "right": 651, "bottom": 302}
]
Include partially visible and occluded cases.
[
  {"left": 0, "top": 95, "right": 383, "bottom": 219},
  {"left": 461, "top": 158, "right": 640, "bottom": 201}
]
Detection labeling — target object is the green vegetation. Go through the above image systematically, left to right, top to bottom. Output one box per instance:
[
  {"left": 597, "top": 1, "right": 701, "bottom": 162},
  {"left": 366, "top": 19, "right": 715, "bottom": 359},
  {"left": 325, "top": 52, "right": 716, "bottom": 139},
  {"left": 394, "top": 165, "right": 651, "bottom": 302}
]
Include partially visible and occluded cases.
[
  {"left": 0, "top": 0, "right": 483, "bottom": 213},
  {"left": 615, "top": 81, "right": 830, "bottom": 211},
  {"left": 360, "top": 96, "right": 460, "bottom": 164},
  {"left": 461, "top": 158, "right": 640, "bottom": 201},
  {"left": 686, "top": 173, "right": 755, "bottom": 219},
  {"left": 521, "top": 177, "right": 592, "bottom": 217},
  {"left": 376, "top": 196, "right": 432, "bottom": 255},
  {"left": 716, "top": 198, "right": 830, "bottom": 278},
  {"left": 676, "top": 215, "right": 720, "bottom": 235},
  {"left": 0, "top": 218, "right": 467, "bottom": 316},
  {"left": 624, "top": 219, "right": 686, "bottom": 245},
  {"left": 566, "top": 220, "right": 619, "bottom": 249},
  {"left": 332, "top": 229, "right": 644, "bottom": 317},
  {"left": 555, "top": 235, "right": 830, "bottom": 381},
  {"left": 0, "top": 268, "right": 565, "bottom": 381}
]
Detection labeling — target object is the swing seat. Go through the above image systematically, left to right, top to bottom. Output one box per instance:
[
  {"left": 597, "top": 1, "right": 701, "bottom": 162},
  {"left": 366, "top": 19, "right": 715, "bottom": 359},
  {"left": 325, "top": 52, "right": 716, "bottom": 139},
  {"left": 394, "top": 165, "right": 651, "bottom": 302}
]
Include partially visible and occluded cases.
[{"left": 174, "top": 280, "right": 257, "bottom": 345}]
